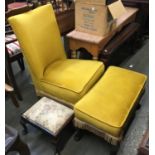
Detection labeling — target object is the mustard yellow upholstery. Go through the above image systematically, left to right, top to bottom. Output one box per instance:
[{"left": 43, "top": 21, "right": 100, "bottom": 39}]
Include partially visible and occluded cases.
[
  {"left": 8, "top": 4, "right": 105, "bottom": 107},
  {"left": 74, "top": 66, "right": 147, "bottom": 138}
]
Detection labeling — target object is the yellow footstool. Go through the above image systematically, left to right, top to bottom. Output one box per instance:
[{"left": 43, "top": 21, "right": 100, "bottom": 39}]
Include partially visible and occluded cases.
[{"left": 74, "top": 66, "right": 147, "bottom": 146}]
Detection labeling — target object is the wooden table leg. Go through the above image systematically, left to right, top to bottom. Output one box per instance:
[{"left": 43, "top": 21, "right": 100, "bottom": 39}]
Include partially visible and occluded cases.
[
  {"left": 71, "top": 50, "right": 77, "bottom": 59},
  {"left": 92, "top": 56, "right": 98, "bottom": 60}
]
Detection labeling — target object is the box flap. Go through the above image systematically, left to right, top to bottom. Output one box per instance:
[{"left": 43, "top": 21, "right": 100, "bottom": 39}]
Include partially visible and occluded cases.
[
  {"left": 75, "top": 0, "right": 107, "bottom": 5},
  {"left": 75, "top": 0, "right": 118, "bottom": 5},
  {"left": 108, "top": 0, "right": 126, "bottom": 19}
]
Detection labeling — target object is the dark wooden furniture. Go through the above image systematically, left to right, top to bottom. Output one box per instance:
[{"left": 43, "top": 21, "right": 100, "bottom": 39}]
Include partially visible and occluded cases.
[
  {"left": 5, "top": 0, "right": 31, "bottom": 11},
  {"left": 51, "top": 0, "right": 75, "bottom": 35},
  {"left": 122, "top": 0, "right": 149, "bottom": 36},
  {"left": 5, "top": 6, "right": 32, "bottom": 100},
  {"left": 67, "top": 7, "right": 138, "bottom": 61},
  {"left": 56, "top": 8, "right": 75, "bottom": 35},
  {"left": 100, "top": 22, "right": 139, "bottom": 65},
  {"left": 5, "top": 50, "right": 23, "bottom": 101},
  {"left": 5, "top": 83, "right": 19, "bottom": 107},
  {"left": 20, "top": 97, "right": 74, "bottom": 155},
  {"left": 5, "top": 124, "right": 30, "bottom": 155},
  {"left": 138, "top": 130, "right": 149, "bottom": 155}
]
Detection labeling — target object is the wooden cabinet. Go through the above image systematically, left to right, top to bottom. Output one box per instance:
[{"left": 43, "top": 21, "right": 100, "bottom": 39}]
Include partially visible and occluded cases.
[{"left": 122, "top": 0, "right": 149, "bottom": 35}]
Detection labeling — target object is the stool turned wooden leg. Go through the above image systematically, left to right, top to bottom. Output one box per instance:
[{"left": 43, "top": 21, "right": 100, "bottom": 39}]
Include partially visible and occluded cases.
[
  {"left": 71, "top": 50, "right": 77, "bottom": 59},
  {"left": 92, "top": 56, "right": 98, "bottom": 60},
  {"left": 74, "top": 129, "right": 84, "bottom": 141},
  {"left": 54, "top": 137, "right": 61, "bottom": 155},
  {"left": 110, "top": 144, "right": 120, "bottom": 155},
  {"left": 54, "top": 147, "right": 60, "bottom": 155}
]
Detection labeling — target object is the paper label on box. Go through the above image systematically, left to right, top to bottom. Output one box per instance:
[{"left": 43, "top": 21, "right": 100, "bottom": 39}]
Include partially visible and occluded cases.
[
  {"left": 75, "top": 2, "right": 116, "bottom": 36},
  {"left": 80, "top": 6, "right": 98, "bottom": 32}
]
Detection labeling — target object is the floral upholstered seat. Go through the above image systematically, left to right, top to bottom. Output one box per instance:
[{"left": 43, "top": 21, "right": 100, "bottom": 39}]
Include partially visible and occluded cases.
[{"left": 22, "top": 97, "right": 74, "bottom": 136}]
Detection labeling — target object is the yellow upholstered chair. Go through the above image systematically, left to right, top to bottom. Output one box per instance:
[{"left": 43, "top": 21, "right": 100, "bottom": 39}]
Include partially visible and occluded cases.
[{"left": 8, "top": 4, "right": 105, "bottom": 107}]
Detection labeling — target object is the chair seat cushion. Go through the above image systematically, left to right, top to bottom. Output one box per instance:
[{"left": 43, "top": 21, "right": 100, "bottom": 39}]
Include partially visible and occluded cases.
[
  {"left": 40, "top": 59, "right": 104, "bottom": 106},
  {"left": 74, "top": 66, "right": 147, "bottom": 137}
]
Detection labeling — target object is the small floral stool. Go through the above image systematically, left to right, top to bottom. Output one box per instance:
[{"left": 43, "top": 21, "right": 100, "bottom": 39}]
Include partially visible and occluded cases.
[{"left": 20, "top": 97, "right": 74, "bottom": 155}]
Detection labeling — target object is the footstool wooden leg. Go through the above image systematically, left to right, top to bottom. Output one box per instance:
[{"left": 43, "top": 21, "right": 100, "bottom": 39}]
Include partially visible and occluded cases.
[
  {"left": 20, "top": 119, "right": 28, "bottom": 135},
  {"left": 74, "top": 129, "right": 84, "bottom": 141},
  {"left": 53, "top": 139, "right": 61, "bottom": 155},
  {"left": 110, "top": 144, "right": 120, "bottom": 155},
  {"left": 54, "top": 147, "right": 60, "bottom": 155}
]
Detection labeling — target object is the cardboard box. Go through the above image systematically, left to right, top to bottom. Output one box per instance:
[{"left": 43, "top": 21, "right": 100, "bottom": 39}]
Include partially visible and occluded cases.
[
  {"left": 75, "top": 0, "right": 126, "bottom": 36},
  {"left": 75, "top": 0, "right": 118, "bottom": 5},
  {"left": 75, "top": 0, "right": 107, "bottom": 5}
]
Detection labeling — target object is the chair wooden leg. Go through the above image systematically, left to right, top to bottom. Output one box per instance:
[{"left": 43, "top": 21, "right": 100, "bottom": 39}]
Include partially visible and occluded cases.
[
  {"left": 17, "top": 57, "right": 25, "bottom": 71},
  {"left": 5, "top": 62, "right": 23, "bottom": 100},
  {"left": 10, "top": 91, "right": 19, "bottom": 107},
  {"left": 9, "top": 136, "right": 30, "bottom": 155}
]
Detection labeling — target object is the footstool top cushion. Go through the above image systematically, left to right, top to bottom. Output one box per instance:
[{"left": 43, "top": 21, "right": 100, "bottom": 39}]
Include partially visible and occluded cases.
[
  {"left": 74, "top": 66, "right": 147, "bottom": 137},
  {"left": 22, "top": 97, "right": 74, "bottom": 136}
]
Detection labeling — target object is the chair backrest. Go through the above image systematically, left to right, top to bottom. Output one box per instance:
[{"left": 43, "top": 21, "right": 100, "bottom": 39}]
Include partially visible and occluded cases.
[{"left": 8, "top": 4, "right": 66, "bottom": 80}]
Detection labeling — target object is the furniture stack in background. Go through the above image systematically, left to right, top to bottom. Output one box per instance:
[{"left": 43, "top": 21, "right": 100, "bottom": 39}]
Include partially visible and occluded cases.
[{"left": 67, "top": 0, "right": 139, "bottom": 62}]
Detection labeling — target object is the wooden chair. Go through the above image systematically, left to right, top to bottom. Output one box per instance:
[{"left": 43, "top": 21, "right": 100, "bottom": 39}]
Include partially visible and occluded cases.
[
  {"left": 5, "top": 0, "right": 30, "bottom": 11},
  {"left": 5, "top": 5, "right": 32, "bottom": 100},
  {"left": 5, "top": 83, "right": 19, "bottom": 108}
]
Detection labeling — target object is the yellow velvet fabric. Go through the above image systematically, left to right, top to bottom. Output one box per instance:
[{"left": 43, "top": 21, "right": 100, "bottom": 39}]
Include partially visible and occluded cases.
[
  {"left": 8, "top": 4, "right": 105, "bottom": 105},
  {"left": 8, "top": 4, "right": 66, "bottom": 80},
  {"left": 40, "top": 59, "right": 104, "bottom": 104},
  {"left": 75, "top": 66, "right": 147, "bottom": 137}
]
